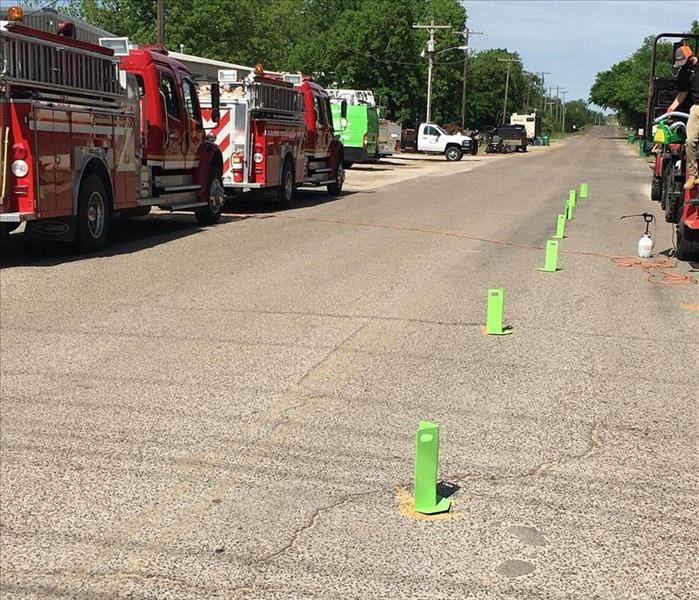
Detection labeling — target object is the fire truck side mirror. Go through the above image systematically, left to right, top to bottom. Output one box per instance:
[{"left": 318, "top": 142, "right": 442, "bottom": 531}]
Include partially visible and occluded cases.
[{"left": 211, "top": 83, "right": 221, "bottom": 123}]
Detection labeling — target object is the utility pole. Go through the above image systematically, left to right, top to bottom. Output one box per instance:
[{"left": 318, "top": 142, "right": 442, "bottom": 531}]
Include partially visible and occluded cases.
[
  {"left": 156, "top": 0, "right": 165, "bottom": 46},
  {"left": 413, "top": 20, "right": 452, "bottom": 123},
  {"left": 456, "top": 27, "right": 483, "bottom": 130},
  {"left": 498, "top": 58, "right": 518, "bottom": 124},
  {"left": 538, "top": 71, "right": 550, "bottom": 111},
  {"left": 524, "top": 73, "right": 533, "bottom": 113},
  {"left": 555, "top": 85, "right": 560, "bottom": 121},
  {"left": 561, "top": 90, "right": 568, "bottom": 132}
]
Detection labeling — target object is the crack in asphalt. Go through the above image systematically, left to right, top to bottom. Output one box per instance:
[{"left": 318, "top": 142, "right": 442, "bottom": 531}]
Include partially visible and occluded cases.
[
  {"left": 448, "top": 421, "right": 604, "bottom": 484},
  {"left": 237, "top": 490, "right": 381, "bottom": 596}
]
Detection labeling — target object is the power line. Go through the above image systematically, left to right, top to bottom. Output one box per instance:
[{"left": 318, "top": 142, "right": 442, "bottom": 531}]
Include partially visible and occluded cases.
[{"left": 24, "top": 0, "right": 63, "bottom": 18}]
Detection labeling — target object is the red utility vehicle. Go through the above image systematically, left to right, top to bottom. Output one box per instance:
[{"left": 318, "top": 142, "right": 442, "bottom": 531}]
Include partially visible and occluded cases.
[
  {"left": 0, "top": 11, "right": 224, "bottom": 250},
  {"left": 645, "top": 33, "right": 699, "bottom": 259},
  {"left": 202, "top": 70, "right": 345, "bottom": 207}
]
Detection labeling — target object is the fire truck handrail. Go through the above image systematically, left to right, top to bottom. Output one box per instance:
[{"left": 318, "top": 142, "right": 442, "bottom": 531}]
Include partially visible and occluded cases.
[
  {"left": 1, "top": 27, "right": 123, "bottom": 101},
  {"left": 0, "top": 126, "right": 8, "bottom": 201}
]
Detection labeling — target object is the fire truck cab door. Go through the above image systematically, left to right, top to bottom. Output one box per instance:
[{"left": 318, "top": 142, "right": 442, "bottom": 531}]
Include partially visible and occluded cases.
[
  {"left": 158, "top": 69, "right": 186, "bottom": 169},
  {"left": 181, "top": 76, "right": 205, "bottom": 170},
  {"left": 313, "top": 94, "right": 333, "bottom": 157}
]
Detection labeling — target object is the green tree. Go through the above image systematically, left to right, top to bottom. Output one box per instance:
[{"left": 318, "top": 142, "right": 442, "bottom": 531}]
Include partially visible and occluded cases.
[
  {"left": 66, "top": 0, "right": 469, "bottom": 126},
  {"left": 589, "top": 24, "right": 698, "bottom": 128},
  {"left": 465, "top": 49, "right": 526, "bottom": 128}
]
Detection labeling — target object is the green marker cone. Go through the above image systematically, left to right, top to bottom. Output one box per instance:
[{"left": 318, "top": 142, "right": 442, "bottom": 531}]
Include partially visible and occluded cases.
[
  {"left": 580, "top": 182, "right": 589, "bottom": 198},
  {"left": 568, "top": 189, "right": 577, "bottom": 207},
  {"left": 566, "top": 200, "right": 574, "bottom": 220},
  {"left": 554, "top": 214, "right": 566, "bottom": 239},
  {"left": 538, "top": 239, "right": 559, "bottom": 272},
  {"left": 485, "top": 288, "right": 512, "bottom": 335},
  {"left": 414, "top": 421, "right": 451, "bottom": 514}
]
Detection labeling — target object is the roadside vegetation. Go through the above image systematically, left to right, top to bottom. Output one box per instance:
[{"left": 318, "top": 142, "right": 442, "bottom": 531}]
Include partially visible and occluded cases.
[
  {"left": 67, "top": 0, "right": 601, "bottom": 131},
  {"left": 590, "top": 20, "right": 699, "bottom": 128}
]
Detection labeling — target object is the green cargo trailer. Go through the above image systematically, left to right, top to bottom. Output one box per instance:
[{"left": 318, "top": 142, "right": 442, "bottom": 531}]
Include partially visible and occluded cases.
[{"left": 330, "top": 103, "right": 379, "bottom": 167}]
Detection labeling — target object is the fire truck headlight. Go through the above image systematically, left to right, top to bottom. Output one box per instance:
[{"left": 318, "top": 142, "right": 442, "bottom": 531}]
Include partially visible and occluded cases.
[
  {"left": 253, "top": 153, "right": 263, "bottom": 164},
  {"left": 11, "top": 160, "right": 28, "bottom": 178}
]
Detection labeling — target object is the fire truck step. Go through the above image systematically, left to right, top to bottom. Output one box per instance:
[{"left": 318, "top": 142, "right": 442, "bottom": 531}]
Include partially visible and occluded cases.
[
  {"left": 313, "top": 168, "right": 332, "bottom": 174},
  {"left": 157, "top": 184, "right": 202, "bottom": 194},
  {"left": 161, "top": 202, "right": 207, "bottom": 211}
]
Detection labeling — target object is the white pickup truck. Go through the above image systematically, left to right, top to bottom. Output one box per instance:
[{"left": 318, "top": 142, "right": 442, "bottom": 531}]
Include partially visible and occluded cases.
[{"left": 417, "top": 123, "right": 476, "bottom": 161}]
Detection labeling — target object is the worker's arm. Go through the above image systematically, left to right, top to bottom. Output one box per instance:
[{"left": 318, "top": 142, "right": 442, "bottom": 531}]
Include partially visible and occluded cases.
[{"left": 666, "top": 91, "right": 688, "bottom": 113}]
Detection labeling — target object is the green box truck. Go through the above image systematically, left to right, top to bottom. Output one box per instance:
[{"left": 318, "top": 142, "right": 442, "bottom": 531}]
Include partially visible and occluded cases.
[{"left": 330, "top": 101, "right": 379, "bottom": 168}]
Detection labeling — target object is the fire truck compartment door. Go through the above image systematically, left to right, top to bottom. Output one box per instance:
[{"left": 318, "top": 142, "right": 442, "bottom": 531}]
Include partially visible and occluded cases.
[{"left": 33, "top": 107, "right": 57, "bottom": 214}]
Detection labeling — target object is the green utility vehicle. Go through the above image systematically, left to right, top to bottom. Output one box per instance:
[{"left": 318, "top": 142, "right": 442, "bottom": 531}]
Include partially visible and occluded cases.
[{"left": 330, "top": 102, "right": 379, "bottom": 167}]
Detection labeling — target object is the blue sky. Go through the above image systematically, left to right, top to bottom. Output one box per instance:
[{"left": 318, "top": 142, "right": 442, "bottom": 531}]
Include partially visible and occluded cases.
[{"left": 462, "top": 0, "right": 698, "bottom": 105}]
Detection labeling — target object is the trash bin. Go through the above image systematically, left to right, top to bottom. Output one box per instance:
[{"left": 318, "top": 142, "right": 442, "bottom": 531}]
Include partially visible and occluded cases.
[
  {"left": 627, "top": 133, "right": 636, "bottom": 144},
  {"left": 542, "top": 134, "right": 550, "bottom": 146}
]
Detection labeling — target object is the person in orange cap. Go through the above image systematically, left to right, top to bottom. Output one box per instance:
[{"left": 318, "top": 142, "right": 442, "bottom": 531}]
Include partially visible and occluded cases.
[{"left": 667, "top": 44, "right": 698, "bottom": 189}]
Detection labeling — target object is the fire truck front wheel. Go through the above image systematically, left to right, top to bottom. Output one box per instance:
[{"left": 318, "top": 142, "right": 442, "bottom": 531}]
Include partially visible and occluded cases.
[
  {"left": 327, "top": 161, "right": 345, "bottom": 196},
  {"left": 195, "top": 171, "right": 224, "bottom": 225},
  {"left": 76, "top": 174, "right": 110, "bottom": 252}
]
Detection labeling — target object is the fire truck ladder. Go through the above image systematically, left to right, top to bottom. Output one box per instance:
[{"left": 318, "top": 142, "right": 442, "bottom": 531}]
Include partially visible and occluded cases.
[
  {"left": 1, "top": 26, "right": 123, "bottom": 107},
  {"left": 246, "top": 81, "right": 304, "bottom": 119}
]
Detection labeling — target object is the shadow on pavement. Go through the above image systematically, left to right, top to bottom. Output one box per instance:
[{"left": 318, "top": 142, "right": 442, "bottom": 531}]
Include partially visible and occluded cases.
[
  {"left": 224, "top": 188, "right": 360, "bottom": 214},
  {"left": 0, "top": 213, "right": 247, "bottom": 269},
  {"left": 436, "top": 481, "right": 461, "bottom": 499}
]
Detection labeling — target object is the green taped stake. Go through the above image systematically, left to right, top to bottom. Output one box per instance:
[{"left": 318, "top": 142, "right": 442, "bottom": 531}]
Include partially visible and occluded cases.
[
  {"left": 580, "top": 182, "right": 589, "bottom": 198},
  {"left": 568, "top": 189, "right": 577, "bottom": 207},
  {"left": 565, "top": 200, "right": 574, "bottom": 221},
  {"left": 554, "top": 214, "right": 566, "bottom": 239},
  {"left": 538, "top": 239, "right": 559, "bottom": 272},
  {"left": 485, "top": 288, "right": 512, "bottom": 335},
  {"left": 414, "top": 421, "right": 451, "bottom": 515}
]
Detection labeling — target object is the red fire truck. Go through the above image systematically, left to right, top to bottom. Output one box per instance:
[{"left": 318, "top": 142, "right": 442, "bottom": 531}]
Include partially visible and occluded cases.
[
  {"left": 0, "top": 9, "right": 224, "bottom": 250},
  {"left": 202, "top": 69, "right": 345, "bottom": 207}
]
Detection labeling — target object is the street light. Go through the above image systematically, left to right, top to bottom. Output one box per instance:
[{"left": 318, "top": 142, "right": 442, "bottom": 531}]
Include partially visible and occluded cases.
[{"left": 413, "top": 21, "right": 452, "bottom": 123}]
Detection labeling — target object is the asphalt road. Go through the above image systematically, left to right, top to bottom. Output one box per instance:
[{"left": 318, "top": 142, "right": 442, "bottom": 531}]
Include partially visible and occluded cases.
[{"left": 1, "top": 128, "right": 697, "bottom": 599}]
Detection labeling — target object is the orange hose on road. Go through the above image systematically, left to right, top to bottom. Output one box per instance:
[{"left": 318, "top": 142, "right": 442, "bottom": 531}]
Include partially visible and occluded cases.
[{"left": 228, "top": 213, "right": 697, "bottom": 286}]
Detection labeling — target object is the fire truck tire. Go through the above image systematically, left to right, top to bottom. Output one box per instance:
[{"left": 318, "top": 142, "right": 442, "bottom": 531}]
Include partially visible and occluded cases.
[
  {"left": 445, "top": 146, "right": 462, "bottom": 161},
  {"left": 275, "top": 159, "right": 296, "bottom": 209},
  {"left": 327, "top": 161, "right": 345, "bottom": 196},
  {"left": 195, "top": 171, "right": 224, "bottom": 225},
  {"left": 76, "top": 174, "right": 110, "bottom": 252},
  {"left": 651, "top": 176, "right": 662, "bottom": 202},
  {"left": 0, "top": 223, "right": 20, "bottom": 239},
  {"left": 675, "top": 223, "right": 699, "bottom": 261}
]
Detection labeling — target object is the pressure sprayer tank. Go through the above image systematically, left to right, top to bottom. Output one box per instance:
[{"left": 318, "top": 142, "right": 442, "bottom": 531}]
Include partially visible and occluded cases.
[
  {"left": 621, "top": 213, "right": 655, "bottom": 258},
  {"left": 638, "top": 233, "right": 654, "bottom": 258}
]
